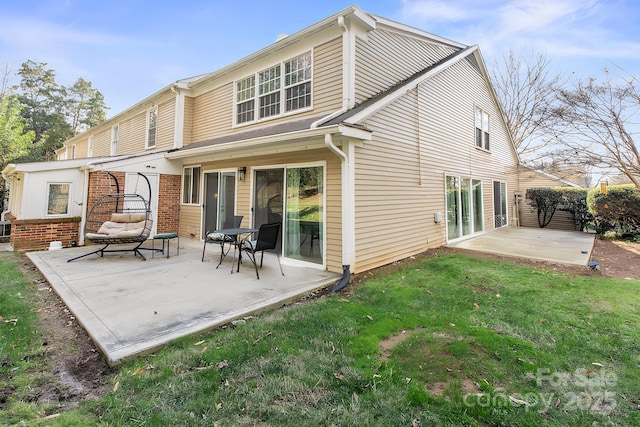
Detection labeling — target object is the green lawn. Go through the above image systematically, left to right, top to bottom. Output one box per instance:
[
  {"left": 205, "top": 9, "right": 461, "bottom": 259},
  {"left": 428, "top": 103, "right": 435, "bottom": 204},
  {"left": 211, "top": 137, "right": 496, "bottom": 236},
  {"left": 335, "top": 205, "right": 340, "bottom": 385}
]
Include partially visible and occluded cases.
[{"left": 2, "top": 252, "right": 639, "bottom": 426}]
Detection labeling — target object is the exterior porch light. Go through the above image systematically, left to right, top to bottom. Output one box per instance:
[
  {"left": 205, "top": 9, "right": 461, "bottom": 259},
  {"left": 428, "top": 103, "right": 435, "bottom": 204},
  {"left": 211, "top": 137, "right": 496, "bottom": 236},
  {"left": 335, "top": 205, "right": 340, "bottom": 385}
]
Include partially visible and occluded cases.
[{"left": 238, "top": 167, "right": 247, "bottom": 181}]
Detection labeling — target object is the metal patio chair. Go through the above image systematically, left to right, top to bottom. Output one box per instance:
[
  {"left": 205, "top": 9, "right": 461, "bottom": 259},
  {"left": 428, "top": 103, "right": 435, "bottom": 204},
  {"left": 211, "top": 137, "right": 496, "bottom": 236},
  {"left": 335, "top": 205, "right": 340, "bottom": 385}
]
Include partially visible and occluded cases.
[
  {"left": 202, "top": 215, "right": 243, "bottom": 267},
  {"left": 238, "top": 222, "right": 284, "bottom": 279}
]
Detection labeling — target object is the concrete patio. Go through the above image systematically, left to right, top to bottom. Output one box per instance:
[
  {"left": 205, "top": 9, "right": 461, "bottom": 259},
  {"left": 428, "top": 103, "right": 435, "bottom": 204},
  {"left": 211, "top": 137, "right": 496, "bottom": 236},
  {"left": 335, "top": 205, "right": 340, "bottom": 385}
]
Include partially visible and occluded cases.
[
  {"left": 447, "top": 227, "right": 596, "bottom": 266},
  {"left": 27, "top": 239, "right": 340, "bottom": 365}
]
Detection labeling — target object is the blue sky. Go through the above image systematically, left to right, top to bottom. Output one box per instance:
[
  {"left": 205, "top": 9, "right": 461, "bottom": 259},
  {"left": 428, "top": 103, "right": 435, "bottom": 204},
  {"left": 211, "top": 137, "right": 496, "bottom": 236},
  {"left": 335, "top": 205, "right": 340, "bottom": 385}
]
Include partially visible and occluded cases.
[{"left": 1, "top": 0, "right": 639, "bottom": 117}]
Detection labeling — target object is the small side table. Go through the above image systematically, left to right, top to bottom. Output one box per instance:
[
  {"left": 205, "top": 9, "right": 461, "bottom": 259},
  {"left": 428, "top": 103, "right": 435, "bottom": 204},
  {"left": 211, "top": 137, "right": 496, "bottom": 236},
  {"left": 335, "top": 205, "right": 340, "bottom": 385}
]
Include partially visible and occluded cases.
[{"left": 151, "top": 233, "right": 179, "bottom": 258}]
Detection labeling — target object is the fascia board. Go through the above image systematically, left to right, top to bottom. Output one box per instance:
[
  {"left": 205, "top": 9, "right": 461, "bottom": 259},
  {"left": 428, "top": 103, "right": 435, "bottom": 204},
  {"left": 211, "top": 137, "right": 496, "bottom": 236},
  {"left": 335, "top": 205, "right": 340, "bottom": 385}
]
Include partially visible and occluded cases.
[{"left": 371, "top": 15, "right": 467, "bottom": 49}]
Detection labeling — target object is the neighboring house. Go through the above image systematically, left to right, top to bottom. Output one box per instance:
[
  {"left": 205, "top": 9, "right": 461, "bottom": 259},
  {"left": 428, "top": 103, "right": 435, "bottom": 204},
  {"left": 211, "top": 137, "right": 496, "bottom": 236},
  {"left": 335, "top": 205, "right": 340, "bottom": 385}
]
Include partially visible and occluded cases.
[
  {"left": 2, "top": 5, "right": 520, "bottom": 274},
  {"left": 517, "top": 165, "right": 579, "bottom": 231}
]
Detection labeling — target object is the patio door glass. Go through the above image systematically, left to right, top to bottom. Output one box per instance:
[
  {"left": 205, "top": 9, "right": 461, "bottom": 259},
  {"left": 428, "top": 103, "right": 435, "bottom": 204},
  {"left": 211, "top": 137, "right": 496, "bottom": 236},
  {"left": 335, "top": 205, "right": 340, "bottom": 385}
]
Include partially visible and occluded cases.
[
  {"left": 254, "top": 166, "right": 324, "bottom": 266},
  {"left": 285, "top": 166, "right": 323, "bottom": 264},
  {"left": 203, "top": 171, "right": 236, "bottom": 237},
  {"left": 446, "top": 175, "right": 483, "bottom": 240},
  {"left": 473, "top": 179, "right": 483, "bottom": 232},
  {"left": 493, "top": 180, "right": 508, "bottom": 228}
]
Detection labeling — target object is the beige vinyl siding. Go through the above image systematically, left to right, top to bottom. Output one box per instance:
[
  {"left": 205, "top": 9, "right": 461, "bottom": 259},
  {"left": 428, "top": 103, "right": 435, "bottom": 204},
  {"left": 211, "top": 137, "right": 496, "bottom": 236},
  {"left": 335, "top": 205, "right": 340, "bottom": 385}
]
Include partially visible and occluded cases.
[
  {"left": 354, "top": 28, "right": 457, "bottom": 104},
  {"left": 309, "top": 37, "right": 343, "bottom": 115},
  {"left": 189, "top": 38, "right": 343, "bottom": 146},
  {"left": 352, "top": 57, "right": 519, "bottom": 273},
  {"left": 422, "top": 59, "right": 519, "bottom": 232},
  {"left": 192, "top": 82, "right": 233, "bottom": 143},
  {"left": 183, "top": 96, "right": 194, "bottom": 146},
  {"left": 155, "top": 98, "right": 176, "bottom": 150},
  {"left": 117, "top": 112, "right": 145, "bottom": 154},
  {"left": 92, "top": 129, "right": 112, "bottom": 157},
  {"left": 74, "top": 139, "right": 89, "bottom": 158},
  {"left": 178, "top": 147, "right": 343, "bottom": 273},
  {"left": 518, "top": 169, "right": 575, "bottom": 230},
  {"left": 179, "top": 205, "right": 201, "bottom": 239}
]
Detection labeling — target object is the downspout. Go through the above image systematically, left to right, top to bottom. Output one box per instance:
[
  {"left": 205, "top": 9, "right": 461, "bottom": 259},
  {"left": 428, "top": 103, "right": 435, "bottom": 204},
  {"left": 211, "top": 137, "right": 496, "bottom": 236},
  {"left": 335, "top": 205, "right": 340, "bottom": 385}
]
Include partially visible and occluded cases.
[
  {"left": 310, "top": 15, "right": 352, "bottom": 129},
  {"left": 171, "top": 85, "right": 185, "bottom": 149},
  {"left": 325, "top": 133, "right": 353, "bottom": 292}
]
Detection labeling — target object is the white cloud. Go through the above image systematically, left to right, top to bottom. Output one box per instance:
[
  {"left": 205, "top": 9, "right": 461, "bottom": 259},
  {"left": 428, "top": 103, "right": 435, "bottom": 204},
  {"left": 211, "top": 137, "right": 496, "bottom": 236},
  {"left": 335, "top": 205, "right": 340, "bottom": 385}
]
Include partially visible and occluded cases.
[
  {"left": 399, "top": 0, "right": 471, "bottom": 22},
  {"left": 497, "top": 0, "right": 599, "bottom": 34},
  {"left": 0, "top": 17, "right": 147, "bottom": 51}
]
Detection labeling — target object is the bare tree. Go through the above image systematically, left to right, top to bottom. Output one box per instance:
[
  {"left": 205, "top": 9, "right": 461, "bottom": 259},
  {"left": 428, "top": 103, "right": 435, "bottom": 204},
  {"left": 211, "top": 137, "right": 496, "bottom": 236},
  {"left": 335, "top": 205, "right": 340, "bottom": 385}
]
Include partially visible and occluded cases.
[
  {"left": 491, "top": 48, "right": 561, "bottom": 161},
  {"left": 1, "top": 63, "right": 13, "bottom": 96},
  {"left": 551, "top": 69, "right": 640, "bottom": 187}
]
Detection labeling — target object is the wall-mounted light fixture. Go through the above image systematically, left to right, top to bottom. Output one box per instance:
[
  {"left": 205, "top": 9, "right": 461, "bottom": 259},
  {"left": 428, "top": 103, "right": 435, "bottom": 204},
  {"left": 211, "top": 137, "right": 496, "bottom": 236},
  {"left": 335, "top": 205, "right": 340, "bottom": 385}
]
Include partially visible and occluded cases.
[{"left": 238, "top": 167, "right": 247, "bottom": 181}]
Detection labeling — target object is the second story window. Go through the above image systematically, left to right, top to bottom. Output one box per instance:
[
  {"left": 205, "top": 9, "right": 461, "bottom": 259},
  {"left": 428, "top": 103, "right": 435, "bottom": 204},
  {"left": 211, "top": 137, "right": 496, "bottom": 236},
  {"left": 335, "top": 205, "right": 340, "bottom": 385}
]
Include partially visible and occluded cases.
[
  {"left": 235, "top": 51, "right": 312, "bottom": 125},
  {"left": 285, "top": 52, "right": 312, "bottom": 111},
  {"left": 258, "top": 66, "right": 281, "bottom": 119},
  {"left": 236, "top": 76, "right": 255, "bottom": 124},
  {"left": 475, "top": 106, "right": 490, "bottom": 150},
  {"left": 146, "top": 107, "right": 157, "bottom": 149},
  {"left": 111, "top": 124, "right": 119, "bottom": 155}
]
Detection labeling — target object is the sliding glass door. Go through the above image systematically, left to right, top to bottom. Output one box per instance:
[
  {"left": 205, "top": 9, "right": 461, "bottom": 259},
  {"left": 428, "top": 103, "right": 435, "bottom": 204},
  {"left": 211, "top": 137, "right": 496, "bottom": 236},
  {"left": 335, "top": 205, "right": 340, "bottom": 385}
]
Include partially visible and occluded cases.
[
  {"left": 253, "top": 165, "right": 324, "bottom": 266},
  {"left": 202, "top": 171, "right": 236, "bottom": 236},
  {"left": 446, "top": 175, "right": 483, "bottom": 241},
  {"left": 493, "top": 181, "right": 508, "bottom": 228}
]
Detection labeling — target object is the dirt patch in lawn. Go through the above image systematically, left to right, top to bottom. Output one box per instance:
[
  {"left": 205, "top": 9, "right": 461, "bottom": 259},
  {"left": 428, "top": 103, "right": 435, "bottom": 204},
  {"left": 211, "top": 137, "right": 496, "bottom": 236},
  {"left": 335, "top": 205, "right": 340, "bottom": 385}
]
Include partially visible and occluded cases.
[
  {"left": 13, "top": 255, "right": 113, "bottom": 411},
  {"left": 379, "top": 328, "right": 424, "bottom": 361}
]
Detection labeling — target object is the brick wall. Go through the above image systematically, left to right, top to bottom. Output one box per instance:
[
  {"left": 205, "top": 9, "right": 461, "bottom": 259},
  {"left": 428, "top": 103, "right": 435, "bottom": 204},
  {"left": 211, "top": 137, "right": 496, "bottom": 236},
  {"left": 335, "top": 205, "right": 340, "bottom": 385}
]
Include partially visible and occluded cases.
[
  {"left": 86, "top": 171, "right": 181, "bottom": 234},
  {"left": 87, "top": 171, "right": 124, "bottom": 214},
  {"left": 156, "top": 174, "right": 181, "bottom": 234},
  {"left": 9, "top": 216, "right": 80, "bottom": 252}
]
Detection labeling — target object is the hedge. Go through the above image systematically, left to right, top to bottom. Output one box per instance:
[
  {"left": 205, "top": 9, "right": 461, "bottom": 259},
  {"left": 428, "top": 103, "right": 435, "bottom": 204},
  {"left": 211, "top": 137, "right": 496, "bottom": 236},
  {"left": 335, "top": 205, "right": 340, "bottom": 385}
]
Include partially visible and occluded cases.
[{"left": 587, "top": 185, "right": 640, "bottom": 237}]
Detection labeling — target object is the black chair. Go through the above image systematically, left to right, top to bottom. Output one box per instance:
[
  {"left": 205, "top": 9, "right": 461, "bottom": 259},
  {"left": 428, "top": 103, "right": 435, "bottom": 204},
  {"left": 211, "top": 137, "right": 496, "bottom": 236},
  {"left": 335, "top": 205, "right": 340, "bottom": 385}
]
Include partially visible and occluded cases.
[
  {"left": 202, "top": 215, "right": 243, "bottom": 267},
  {"left": 238, "top": 222, "right": 284, "bottom": 279}
]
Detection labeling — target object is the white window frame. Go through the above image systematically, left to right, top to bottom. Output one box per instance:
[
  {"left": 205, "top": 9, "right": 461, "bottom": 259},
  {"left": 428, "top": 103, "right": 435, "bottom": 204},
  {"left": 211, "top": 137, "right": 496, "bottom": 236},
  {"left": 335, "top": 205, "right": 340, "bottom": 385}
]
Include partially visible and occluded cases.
[
  {"left": 234, "top": 50, "right": 313, "bottom": 126},
  {"left": 284, "top": 51, "right": 312, "bottom": 112},
  {"left": 236, "top": 75, "right": 256, "bottom": 124},
  {"left": 474, "top": 106, "right": 490, "bottom": 151},
  {"left": 146, "top": 107, "right": 158, "bottom": 149},
  {"left": 110, "top": 124, "right": 119, "bottom": 155},
  {"left": 88, "top": 135, "right": 94, "bottom": 157},
  {"left": 71, "top": 144, "right": 76, "bottom": 159},
  {"left": 250, "top": 161, "right": 327, "bottom": 270},
  {"left": 182, "top": 165, "right": 201, "bottom": 205},
  {"left": 46, "top": 182, "right": 72, "bottom": 217}
]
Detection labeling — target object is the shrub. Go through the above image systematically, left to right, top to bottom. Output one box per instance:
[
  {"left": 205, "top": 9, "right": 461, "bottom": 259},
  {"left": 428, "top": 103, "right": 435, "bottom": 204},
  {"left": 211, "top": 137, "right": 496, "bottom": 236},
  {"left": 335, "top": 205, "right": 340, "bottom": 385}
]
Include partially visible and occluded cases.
[
  {"left": 588, "top": 185, "right": 640, "bottom": 237},
  {"left": 526, "top": 187, "right": 593, "bottom": 230},
  {"left": 526, "top": 188, "right": 565, "bottom": 228},
  {"left": 558, "top": 188, "right": 593, "bottom": 231}
]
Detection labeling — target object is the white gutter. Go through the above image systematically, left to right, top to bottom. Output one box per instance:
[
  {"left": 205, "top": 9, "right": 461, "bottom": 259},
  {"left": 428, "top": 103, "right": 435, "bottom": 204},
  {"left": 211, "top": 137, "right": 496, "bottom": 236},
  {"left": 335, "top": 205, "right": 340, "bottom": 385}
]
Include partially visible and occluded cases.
[
  {"left": 165, "top": 123, "right": 371, "bottom": 160},
  {"left": 324, "top": 133, "right": 355, "bottom": 268}
]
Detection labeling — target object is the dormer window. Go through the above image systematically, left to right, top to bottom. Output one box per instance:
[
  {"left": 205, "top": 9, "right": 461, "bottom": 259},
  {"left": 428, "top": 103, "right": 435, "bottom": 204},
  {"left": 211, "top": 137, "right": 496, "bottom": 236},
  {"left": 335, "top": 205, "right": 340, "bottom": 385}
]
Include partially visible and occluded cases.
[{"left": 235, "top": 51, "right": 312, "bottom": 125}]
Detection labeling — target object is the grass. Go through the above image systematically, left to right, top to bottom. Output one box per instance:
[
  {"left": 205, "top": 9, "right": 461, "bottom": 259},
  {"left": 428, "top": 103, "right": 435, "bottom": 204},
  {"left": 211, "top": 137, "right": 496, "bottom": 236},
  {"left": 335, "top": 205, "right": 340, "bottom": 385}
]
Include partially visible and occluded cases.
[
  {"left": 2, "top": 252, "right": 640, "bottom": 425},
  {"left": 0, "top": 253, "right": 63, "bottom": 425}
]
